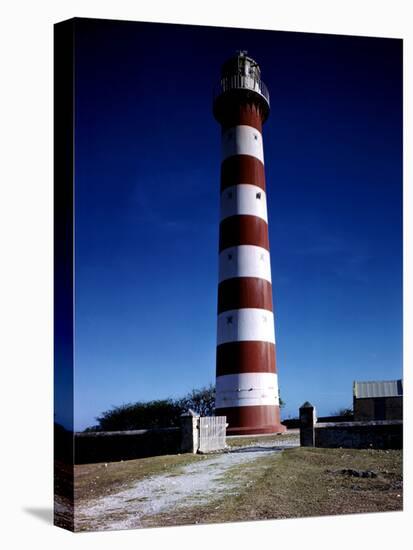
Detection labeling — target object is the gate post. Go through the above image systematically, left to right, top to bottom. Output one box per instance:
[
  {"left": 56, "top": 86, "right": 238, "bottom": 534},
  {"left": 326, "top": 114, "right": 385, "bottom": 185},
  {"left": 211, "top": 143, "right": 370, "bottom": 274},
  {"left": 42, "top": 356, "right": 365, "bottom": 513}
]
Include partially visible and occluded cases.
[
  {"left": 299, "top": 402, "right": 316, "bottom": 447},
  {"left": 180, "top": 411, "right": 200, "bottom": 453}
]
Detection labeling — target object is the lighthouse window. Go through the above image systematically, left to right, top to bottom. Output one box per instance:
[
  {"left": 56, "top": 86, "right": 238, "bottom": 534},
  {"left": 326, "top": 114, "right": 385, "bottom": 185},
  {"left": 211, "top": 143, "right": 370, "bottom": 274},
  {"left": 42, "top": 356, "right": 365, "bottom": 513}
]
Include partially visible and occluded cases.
[
  {"left": 254, "top": 134, "right": 258, "bottom": 140},
  {"left": 227, "top": 191, "right": 233, "bottom": 199},
  {"left": 256, "top": 192, "right": 261, "bottom": 200},
  {"left": 227, "top": 253, "right": 233, "bottom": 260},
  {"left": 226, "top": 316, "right": 233, "bottom": 325}
]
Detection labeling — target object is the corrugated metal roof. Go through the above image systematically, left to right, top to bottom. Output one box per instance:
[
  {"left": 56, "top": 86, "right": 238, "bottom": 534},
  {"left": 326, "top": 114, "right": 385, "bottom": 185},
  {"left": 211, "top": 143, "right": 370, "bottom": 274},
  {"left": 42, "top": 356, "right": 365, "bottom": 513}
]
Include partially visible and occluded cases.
[{"left": 353, "top": 379, "right": 403, "bottom": 399}]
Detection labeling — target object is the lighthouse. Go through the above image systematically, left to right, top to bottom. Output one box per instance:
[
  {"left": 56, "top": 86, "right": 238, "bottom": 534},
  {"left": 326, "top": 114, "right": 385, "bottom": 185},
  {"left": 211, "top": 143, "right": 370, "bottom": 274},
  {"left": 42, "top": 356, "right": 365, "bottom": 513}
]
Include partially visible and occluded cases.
[{"left": 213, "top": 51, "right": 285, "bottom": 435}]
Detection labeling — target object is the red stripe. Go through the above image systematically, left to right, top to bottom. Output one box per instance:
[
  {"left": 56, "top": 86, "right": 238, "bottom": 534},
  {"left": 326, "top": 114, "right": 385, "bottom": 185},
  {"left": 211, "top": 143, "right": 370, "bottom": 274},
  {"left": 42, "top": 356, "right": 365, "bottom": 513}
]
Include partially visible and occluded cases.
[
  {"left": 214, "top": 93, "right": 268, "bottom": 128},
  {"left": 220, "top": 103, "right": 263, "bottom": 132},
  {"left": 221, "top": 155, "right": 266, "bottom": 192},
  {"left": 219, "top": 215, "right": 269, "bottom": 252},
  {"left": 218, "top": 277, "right": 273, "bottom": 313},
  {"left": 216, "top": 341, "right": 276, "bottom": 376},
  {"left": 215, "top": 405, "right": 285, "bottom": 435}
]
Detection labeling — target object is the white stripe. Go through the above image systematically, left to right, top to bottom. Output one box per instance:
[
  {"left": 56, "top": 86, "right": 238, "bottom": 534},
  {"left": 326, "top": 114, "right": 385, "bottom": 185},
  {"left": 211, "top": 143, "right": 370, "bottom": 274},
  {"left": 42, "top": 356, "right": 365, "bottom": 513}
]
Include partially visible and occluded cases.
[
  {"left": 221, "top": 125, "right": 264, "bottom": 164},
  {"left": 220, "top": 184, "right": 268, "bottom": 222},
  {"left": 219, "top": 245, "right": 272, "bottom": 283},
  {"left": 217, "top": 308, "right": 275, "bottom": 345},
  {"left": 216, "top": 372, "right": 279, "bottom": 408}
]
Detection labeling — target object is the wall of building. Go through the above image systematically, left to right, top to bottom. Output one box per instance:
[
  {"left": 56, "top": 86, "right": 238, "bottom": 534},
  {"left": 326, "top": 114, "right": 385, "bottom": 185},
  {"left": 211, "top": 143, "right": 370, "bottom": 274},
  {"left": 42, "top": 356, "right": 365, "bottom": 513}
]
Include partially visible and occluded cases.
[
  {"left": 353, "top": 397, "right": 402, "bottom": 421},
  {"left": 385, "top": 397, "right": 403, "bottom": 420}
]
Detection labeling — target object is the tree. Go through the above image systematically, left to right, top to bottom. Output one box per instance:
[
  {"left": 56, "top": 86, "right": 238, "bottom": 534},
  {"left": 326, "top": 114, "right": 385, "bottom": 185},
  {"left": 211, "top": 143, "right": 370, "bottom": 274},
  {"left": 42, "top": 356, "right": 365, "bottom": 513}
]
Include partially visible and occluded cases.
[
  {"left": 178, "top": 384, "right": 215, "bottom": 417},
  {"left": 87, "top": 385, "right": 216, "bottom": 431},
  {"left": 95, "top": 399, "right": 183, "bottom": 431},
  {"left": 330, "top": 407, "right": 353, "bottom": 417}
]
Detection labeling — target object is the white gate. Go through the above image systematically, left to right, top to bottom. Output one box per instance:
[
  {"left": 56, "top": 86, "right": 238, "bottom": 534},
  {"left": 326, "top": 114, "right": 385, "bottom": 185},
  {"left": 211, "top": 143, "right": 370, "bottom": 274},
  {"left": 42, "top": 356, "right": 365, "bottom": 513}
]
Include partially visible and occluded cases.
[{"left": 198, "top": 416, "right": 227, "bottom": 453}]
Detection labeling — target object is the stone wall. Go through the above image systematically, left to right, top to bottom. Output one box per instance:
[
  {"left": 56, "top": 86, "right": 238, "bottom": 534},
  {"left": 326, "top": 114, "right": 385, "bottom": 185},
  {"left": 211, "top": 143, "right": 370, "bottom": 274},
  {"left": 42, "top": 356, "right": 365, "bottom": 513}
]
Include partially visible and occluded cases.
[
  {"left": 298, "top": 402, "right": 402, "bottom": 450},
  {"left": 74, "top": 414, "right": 228, "bottom": 463},
  {"left": 284, "top": 414, "right": 354, "bottom": 430},
  {"left": 315, "top": 420, "right": 402, "bottom": 449},
  {"left": 74, "top": 427, "right": 181, "bottom": 464}
]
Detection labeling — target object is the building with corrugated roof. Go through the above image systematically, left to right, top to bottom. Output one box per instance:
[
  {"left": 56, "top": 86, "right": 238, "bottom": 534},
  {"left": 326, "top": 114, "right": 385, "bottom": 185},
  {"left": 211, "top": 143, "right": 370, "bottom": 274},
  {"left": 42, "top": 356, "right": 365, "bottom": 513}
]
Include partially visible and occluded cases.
[{"left": 353, "top": 379, "right": 403, "bottom": 421}]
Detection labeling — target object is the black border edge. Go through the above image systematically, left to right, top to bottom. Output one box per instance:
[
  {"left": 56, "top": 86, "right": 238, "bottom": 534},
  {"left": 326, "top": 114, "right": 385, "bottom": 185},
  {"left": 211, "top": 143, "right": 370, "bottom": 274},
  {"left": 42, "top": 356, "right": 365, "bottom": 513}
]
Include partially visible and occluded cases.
[{"left": 53, "top": 18, "right": 75, "bottom": 532}]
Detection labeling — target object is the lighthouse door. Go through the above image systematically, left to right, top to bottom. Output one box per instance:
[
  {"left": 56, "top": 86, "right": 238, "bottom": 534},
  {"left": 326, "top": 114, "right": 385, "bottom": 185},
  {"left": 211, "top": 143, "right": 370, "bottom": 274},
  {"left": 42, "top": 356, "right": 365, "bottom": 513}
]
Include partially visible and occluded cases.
[{"left": 198, "top": 416, "right": 227, "bottom": 453}]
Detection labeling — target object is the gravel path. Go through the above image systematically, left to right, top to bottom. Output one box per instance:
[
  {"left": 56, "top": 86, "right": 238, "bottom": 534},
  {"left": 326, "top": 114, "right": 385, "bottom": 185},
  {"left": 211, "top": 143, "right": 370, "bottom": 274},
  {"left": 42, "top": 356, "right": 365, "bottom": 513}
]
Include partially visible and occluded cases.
[{"left": 75, "top": 436, "right": 299, "bottom": 531}]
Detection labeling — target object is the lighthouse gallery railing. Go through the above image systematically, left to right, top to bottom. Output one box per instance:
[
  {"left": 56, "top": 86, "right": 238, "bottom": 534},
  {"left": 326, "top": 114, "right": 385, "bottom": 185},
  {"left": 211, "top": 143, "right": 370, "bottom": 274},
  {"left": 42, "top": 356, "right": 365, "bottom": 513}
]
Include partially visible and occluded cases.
[{"left": 214, "top": 74, "right": 270, "bottom": 107}]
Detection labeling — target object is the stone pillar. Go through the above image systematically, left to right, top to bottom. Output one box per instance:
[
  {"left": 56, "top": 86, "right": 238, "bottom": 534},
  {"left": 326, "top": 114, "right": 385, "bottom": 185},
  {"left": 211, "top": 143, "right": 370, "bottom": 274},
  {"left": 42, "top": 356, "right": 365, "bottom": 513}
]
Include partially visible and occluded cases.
[
  {"left": 299, "top": 402, "right": 316, "bottom": 447},
  {"left": 180, "top": 412, "right": 199, "bottom": 453}
]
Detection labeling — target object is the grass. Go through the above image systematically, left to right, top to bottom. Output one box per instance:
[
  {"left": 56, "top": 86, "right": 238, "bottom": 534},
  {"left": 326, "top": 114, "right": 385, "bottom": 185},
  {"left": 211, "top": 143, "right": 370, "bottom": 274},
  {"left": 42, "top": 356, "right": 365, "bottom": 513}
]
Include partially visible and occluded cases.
[
  {"left": 142, "top": 447, "right": 403, "bottom": 528},
  {"left": 74, "top": 453, "right": 206, "bottom": 504}
]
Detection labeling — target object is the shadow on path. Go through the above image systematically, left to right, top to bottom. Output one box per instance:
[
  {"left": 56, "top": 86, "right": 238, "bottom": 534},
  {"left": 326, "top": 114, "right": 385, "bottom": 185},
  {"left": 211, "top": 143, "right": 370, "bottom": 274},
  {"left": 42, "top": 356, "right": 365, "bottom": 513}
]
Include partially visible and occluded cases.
[{"left": 229, "top": 445, "right": 284, "bottom": 453}]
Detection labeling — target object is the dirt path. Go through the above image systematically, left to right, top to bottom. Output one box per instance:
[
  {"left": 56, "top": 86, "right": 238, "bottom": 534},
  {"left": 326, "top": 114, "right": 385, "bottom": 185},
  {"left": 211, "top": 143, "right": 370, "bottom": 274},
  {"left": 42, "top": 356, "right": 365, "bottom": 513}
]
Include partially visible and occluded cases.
[{"left": 75, "top": 438, "right": 298, "bottom": 531}]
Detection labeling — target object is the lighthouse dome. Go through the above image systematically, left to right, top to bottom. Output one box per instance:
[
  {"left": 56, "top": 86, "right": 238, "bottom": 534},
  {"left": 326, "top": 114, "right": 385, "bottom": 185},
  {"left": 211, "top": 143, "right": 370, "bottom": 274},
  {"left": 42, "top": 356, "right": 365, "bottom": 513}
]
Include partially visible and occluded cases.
[
  {"left": 213, "top": 50, "right": 270, "bottom": 123},
  {"left": 221, "top": 50, "right": 262, "bottom": 82}
]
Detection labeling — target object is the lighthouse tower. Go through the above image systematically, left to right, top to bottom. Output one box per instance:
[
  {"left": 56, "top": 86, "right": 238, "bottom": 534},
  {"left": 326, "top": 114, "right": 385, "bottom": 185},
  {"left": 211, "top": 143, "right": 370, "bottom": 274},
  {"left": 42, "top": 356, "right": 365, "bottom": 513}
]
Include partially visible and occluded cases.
[{"left": 213, "top": 51, "right": 285, "bottom": 435}]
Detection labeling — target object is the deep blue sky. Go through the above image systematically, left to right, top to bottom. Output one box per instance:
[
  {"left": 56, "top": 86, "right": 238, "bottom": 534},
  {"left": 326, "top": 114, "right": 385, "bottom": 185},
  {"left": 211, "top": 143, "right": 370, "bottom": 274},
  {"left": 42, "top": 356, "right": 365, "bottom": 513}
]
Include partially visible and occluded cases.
[{"left": 70, "top": 19, "right": 402, "bottom": 431}]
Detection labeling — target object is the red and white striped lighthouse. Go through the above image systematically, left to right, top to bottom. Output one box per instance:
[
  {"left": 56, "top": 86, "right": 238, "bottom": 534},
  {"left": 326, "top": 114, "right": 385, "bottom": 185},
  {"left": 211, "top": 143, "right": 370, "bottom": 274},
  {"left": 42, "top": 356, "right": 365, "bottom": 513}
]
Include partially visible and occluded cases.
[{"left": 213, "top": 51, "right": 285, "bottom": 435}]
